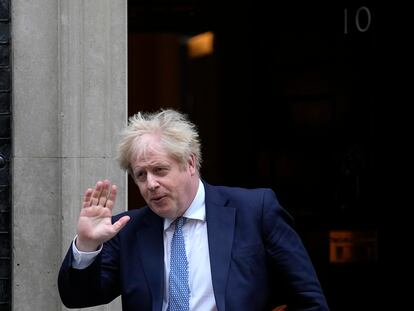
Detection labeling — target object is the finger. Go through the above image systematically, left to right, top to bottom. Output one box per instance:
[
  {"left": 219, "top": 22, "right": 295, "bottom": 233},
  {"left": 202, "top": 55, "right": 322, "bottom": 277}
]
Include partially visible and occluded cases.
[
  {"left": 98, "top": 180, "right": 110, "bottom": 206},
  {"left": 90, "top": 181, "right": 103, "bottom": 206},
  {"left": 105, "top": 185, "right": 117, "bottom": 210},
  {"left": 82, "top": 188, "right": 93, "bottom": 208},
  {"left": 112, "top": 215, "right": 130, "bottom": 234}
]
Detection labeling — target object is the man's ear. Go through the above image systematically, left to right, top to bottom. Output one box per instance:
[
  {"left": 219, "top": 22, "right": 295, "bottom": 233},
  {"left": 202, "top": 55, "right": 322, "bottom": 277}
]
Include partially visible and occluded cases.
[{"left": 187, "top": 154, "right": 197, "bottom": 175}]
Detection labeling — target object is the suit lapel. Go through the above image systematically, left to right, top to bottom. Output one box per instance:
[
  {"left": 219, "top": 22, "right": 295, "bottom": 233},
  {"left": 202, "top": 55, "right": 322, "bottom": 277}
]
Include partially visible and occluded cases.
[
  {"left": 205, "top": 184, "right": 236, "bottom": 311},
  {"left": 136, "top": 211, "right": 164, "bottom": 311}
]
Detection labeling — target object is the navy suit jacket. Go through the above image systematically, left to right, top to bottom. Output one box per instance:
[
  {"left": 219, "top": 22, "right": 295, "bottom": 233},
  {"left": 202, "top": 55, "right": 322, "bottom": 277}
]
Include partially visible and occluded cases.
[{"left": 58, "top": 182, "right": 329, "bottom": 310}]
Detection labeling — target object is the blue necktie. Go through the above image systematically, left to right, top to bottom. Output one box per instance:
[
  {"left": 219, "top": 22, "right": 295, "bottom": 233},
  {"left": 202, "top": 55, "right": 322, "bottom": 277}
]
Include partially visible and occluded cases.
[{"left": 168, "top": 217, "right": 190, "bottom": 311}]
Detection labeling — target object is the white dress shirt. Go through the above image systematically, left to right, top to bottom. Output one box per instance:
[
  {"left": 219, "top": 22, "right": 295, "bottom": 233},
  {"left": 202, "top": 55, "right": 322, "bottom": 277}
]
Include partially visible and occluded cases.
[{"left": 72, "top": 179, "right": 217, "bottom": 311}]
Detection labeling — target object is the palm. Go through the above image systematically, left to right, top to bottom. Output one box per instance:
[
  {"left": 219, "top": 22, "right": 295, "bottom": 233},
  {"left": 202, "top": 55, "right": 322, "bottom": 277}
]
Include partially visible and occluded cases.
[{"left": 78, "top": 205, "right": 114, "bottom": 243}]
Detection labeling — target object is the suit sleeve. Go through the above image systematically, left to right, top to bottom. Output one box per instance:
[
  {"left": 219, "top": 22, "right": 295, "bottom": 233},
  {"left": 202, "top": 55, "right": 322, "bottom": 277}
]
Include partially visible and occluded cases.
[
  {"left": 262, "top": 189, "right": 329, "bottom": 311},
  {"left": 57, "top": 235, "right": 121, "bottom": 308}
]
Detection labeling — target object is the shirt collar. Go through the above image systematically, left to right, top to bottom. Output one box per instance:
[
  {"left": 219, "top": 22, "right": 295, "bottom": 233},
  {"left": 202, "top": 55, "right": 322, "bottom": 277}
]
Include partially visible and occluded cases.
[{"left": 164, "top": 179, "right": 205, "bottom": 230}]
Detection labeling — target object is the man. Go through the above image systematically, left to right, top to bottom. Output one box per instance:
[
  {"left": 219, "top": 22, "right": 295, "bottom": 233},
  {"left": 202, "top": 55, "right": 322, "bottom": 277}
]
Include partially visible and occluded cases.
[{"left": 58, "top": 109, "right": 329, "bottom": 310}]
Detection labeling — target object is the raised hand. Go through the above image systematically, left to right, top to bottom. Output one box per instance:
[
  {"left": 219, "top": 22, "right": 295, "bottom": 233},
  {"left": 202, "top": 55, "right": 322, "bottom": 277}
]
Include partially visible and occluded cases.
[{"left": 76, "top": 180, "right": 130, "bottom": 252}]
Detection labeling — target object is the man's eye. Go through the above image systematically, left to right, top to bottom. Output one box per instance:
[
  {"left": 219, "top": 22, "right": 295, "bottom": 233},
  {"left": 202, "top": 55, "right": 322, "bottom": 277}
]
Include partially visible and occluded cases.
[
  {"left": 153, "top": 167, "right": 169, "bottom": 176},
  {"left": 135, "top": 171, "right": 146, "bottom": 181}
]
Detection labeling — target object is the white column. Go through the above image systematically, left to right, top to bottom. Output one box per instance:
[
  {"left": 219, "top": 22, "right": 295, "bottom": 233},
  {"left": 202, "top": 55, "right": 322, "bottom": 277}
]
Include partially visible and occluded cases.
[{"left": 12, "top": 1, "right": 127, "bottom": 310}]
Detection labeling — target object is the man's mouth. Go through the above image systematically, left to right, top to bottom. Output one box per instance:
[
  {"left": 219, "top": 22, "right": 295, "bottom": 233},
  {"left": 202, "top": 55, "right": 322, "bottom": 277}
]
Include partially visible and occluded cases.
[{"left": 151, "top": 195, "right": 166, "bottom": 203}]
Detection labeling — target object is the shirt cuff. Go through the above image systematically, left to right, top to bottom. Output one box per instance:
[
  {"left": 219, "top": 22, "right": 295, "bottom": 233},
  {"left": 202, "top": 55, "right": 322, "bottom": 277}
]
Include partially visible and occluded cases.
[{"left": 71, "top": 236, "right": 103, "bottom": 270}]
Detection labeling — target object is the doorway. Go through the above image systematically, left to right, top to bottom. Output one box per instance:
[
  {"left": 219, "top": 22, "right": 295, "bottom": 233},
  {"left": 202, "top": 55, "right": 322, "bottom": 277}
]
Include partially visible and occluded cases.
[{"left": 128, "top": 3, "right": 381, "bottom": 310}]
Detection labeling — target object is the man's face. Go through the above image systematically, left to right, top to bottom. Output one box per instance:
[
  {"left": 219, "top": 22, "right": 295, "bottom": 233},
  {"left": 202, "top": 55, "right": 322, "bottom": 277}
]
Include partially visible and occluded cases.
[{"left": 130, "top": 137, "right": 197, "bottom": 219}]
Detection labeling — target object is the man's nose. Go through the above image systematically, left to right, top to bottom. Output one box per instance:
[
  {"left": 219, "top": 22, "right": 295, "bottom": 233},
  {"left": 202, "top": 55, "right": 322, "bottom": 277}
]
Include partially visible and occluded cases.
[{"left": 146, "top": 173, "right": 159, "bottom": 190}]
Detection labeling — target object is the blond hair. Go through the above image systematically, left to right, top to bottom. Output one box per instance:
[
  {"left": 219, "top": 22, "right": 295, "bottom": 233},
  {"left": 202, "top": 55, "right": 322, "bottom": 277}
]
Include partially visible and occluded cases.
[{"left": 117, "top": 109, "right": 202, "bottom": 173}]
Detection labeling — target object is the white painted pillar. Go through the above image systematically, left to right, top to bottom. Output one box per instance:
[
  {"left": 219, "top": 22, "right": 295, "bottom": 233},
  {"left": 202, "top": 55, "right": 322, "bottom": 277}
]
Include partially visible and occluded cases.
[{"left": 12, "top": 1, "right": 127, "bottom": 310}]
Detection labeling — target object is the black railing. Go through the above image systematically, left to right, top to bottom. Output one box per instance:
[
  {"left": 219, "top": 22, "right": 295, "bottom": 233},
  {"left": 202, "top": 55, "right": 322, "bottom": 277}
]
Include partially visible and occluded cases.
[{"left": 0, "top": 0, "right": 11, "bottom": 310}]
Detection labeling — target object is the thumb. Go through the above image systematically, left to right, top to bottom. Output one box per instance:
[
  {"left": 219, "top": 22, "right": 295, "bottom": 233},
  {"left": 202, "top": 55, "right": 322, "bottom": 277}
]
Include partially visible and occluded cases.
[{"left": 112, "top": 215, "right": 131, "bottom": 233}]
